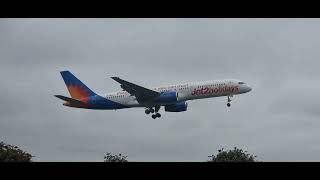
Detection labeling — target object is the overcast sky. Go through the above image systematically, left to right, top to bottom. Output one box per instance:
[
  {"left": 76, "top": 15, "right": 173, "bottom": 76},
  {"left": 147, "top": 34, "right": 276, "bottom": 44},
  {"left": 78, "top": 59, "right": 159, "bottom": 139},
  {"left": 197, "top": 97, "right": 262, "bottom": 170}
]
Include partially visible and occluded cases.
[{"left": 1, "top": 18, "right": 320, "bottom": 162}]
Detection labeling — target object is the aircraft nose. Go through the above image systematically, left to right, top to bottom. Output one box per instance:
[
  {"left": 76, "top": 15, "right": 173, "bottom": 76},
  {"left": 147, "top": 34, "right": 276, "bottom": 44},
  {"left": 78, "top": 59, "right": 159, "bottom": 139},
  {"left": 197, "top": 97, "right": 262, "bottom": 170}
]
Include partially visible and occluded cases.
[{"left": 247, "top": 86, "right": 252, "bottom": 92}]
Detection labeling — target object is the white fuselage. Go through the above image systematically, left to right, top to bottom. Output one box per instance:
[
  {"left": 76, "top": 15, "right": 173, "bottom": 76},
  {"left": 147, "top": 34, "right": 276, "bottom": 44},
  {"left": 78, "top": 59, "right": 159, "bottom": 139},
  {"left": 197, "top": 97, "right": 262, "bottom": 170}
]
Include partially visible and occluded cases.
[{"left": 100, "top": 79, "right": 252, "bottom": 108}]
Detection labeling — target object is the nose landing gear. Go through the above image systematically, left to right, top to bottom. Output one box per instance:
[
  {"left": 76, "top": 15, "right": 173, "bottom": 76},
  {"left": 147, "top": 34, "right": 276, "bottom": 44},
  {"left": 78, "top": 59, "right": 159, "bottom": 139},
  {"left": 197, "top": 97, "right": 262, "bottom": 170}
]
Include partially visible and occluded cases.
[{"left": 227, "top": 96, "right": 232, "bottom": 107}]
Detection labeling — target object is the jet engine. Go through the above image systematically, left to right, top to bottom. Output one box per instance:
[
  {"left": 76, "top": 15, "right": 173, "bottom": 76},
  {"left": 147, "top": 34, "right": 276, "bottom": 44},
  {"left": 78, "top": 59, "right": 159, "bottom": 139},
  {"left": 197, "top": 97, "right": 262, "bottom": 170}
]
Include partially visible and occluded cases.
[
  {"left": 153, "top": 91, "right": 178, "bottom": 104},
  {"left": 165, "top": 101, "right": 188, "bottom": 112}
]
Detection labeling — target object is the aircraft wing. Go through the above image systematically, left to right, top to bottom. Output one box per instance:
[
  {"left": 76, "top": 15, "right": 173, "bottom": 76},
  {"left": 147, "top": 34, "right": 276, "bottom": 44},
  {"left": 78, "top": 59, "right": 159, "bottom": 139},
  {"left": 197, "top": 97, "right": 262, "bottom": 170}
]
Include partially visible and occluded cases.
[{"left": 111, "top": 77, "right": 160, "bottom": 102}]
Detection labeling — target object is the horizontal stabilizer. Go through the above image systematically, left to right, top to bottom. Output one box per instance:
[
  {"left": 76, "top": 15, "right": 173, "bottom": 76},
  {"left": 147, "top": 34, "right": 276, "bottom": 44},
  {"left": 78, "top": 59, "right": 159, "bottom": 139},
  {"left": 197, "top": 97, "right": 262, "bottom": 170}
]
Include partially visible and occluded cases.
[{"left": 54, "top": 95, "right": 86, "bottom": 104}]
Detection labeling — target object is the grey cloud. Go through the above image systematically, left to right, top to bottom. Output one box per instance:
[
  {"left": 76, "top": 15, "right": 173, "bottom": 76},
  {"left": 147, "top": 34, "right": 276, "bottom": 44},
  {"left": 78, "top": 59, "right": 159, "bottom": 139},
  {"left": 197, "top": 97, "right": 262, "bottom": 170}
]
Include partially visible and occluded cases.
[{"left": 1, "top": 18, "right": 320, "bottom": 161}]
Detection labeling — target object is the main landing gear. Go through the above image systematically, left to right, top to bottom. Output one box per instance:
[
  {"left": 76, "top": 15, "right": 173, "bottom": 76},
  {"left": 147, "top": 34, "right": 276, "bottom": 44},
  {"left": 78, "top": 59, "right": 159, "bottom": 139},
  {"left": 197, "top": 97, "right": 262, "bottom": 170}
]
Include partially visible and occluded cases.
[
  {"left": 145, "top": 106, "right": 161, "bottom": 119},
  {"left": 145, "top": 108, "right": 154, "bottom": 114},
  {"left": 152, "top": 113, "right": 161, "bottom": 119}
]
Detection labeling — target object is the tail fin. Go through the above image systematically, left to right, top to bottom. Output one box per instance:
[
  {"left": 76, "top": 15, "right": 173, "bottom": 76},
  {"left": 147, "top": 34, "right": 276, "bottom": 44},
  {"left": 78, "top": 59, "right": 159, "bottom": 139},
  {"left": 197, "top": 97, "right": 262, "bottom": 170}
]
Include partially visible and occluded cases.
[{"left": 60, "top": 71, "right": 96, "bottom": 102}]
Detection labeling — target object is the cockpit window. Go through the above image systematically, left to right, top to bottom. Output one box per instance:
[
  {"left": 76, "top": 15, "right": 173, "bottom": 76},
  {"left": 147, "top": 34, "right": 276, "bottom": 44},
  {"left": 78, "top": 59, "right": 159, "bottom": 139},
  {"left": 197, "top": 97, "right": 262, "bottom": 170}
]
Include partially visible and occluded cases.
[{"left": 238, "top": 82, "right": 245, "bottom": 84}]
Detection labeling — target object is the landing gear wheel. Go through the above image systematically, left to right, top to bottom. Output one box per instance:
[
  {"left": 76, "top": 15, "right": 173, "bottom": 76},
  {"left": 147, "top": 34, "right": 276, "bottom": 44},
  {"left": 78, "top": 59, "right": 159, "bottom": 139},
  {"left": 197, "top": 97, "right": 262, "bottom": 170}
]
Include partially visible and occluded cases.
[
  {"left": 227, "top": 103, "right": 231, "bottom": 107},
  {"left": 150, "top": 108, "right": 155, "bottom": 113},
  {"left": 145, "top": 109, "right": 150, "bottom": 114},
  {"left": 156, "top": 113, "right": 161, "bottom": 118},
  {"left": 152, "top": 114, "right": 157, "bottom": 119}
]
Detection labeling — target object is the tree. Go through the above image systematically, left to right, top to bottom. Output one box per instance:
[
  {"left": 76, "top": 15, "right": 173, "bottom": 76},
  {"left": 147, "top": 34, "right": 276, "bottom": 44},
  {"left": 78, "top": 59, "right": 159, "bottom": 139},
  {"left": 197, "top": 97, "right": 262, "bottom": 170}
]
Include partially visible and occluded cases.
[
  {"left": 0, "top": 141, "right": 33, "bottom": 162},
  {"left": 207, "top": 147, "right": 259, "bottom": 162},
  {"left": 104, "top": 152, "right": 128, "bottom": 162}
]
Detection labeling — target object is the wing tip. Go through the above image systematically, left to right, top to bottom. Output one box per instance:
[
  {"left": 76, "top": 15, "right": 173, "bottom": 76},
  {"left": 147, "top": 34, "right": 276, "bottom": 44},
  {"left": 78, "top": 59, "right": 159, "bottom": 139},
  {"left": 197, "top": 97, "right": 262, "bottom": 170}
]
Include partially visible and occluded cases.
[
  {"left": 111, "top": 77, "right": 120, "bottom": 80},
  {"left": 54, "top": 95, "right": 65, "bottom": 101}
]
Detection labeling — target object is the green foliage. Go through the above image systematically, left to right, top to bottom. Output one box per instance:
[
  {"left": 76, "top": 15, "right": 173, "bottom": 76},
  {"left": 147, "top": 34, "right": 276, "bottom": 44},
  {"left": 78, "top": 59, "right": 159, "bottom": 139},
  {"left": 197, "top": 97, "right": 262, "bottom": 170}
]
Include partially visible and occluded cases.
[
  {"left": 0, "top": 141, "right": 33, "bottom": 162},
  {"left": 207, "top": 147, "right": 258, "bottom": 162},
  {"left": 104, "top": 152, "right": 128, "bottom": 162}
]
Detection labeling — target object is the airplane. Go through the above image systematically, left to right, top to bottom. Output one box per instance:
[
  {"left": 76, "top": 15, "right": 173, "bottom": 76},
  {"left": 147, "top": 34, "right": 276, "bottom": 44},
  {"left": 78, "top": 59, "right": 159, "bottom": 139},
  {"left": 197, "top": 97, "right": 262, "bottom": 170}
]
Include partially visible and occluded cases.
[{"left": 55, "top": 71, "right": 252, "bottom": 119}]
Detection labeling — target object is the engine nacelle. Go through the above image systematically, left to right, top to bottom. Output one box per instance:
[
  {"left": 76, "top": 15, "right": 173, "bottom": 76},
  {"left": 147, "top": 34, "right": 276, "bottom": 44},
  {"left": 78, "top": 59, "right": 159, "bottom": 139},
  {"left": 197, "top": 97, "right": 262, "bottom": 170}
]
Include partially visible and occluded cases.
[
  {"left": 153, "top": 91, "right": 178, "bottom": 104},
  {"left": 165, "top": 101, "right": 188, "bottom": 112}
]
